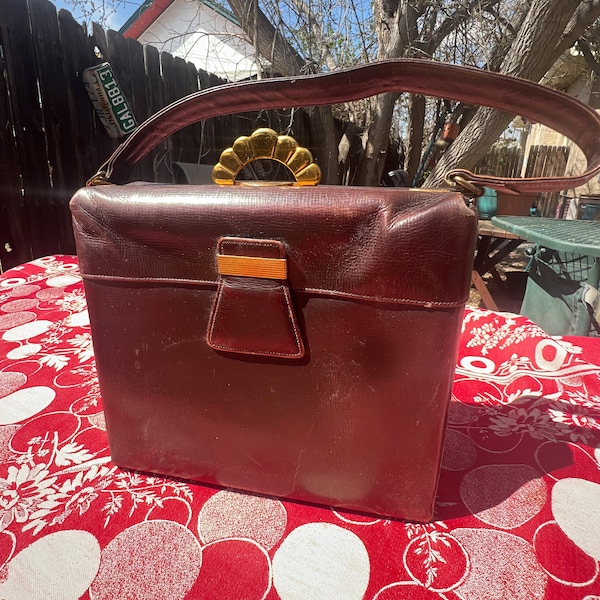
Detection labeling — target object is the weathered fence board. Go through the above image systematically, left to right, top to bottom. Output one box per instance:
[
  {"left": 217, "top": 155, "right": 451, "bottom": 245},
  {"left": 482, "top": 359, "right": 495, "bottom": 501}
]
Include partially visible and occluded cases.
[
  {"left": 1, "top": 0, "right": 56, "bottom": 261},
  {"left": 29, "top": 0, "right": 78, "bottom": 255},
  {"left": 62, "top": 12, "right": 101, "bottom": 185},
  {"left": 0, "top": 24, "right": 31, "bottom": 268},
  {"left": 143, "top": 44, "right": 170, "bottom": 181},
  {"left": 476, "top": 144, "right": 570, "bottom": 217},
  {"left": 525, "top": 145, "right": 570, "bottom": 217},
  {"left": 475, "top": 146, "right": 524, "bottom": 178}
]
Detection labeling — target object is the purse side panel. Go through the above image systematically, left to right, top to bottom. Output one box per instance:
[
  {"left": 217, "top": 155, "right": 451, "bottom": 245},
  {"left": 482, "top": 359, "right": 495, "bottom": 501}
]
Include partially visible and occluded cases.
[{"left": 82, "top": 279, "right": 463, "bottom": 522}]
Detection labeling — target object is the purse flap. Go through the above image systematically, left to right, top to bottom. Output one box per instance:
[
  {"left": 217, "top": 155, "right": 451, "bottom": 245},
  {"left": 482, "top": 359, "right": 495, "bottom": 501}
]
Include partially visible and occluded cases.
[
  {"left": 70, "top": 184, "right": 477, "bottom": 308},
  {"left": 206, "top": 237, "right": 305, "bottom": 358}
]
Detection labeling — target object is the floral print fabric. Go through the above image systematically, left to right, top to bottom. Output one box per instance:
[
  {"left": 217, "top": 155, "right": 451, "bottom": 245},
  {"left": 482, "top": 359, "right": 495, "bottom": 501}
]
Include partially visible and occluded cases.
[{"left": 0, "top": 256, "right": 599, "bottom": 599}]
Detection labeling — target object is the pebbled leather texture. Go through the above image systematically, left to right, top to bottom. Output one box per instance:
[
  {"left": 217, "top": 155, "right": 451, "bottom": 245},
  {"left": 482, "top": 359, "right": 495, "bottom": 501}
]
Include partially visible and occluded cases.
[
  {"left": 71, "top": 183, "right": 477, "bottom": 521},
  {"left": 72, "top": 185, "right": 476, "bottom": 306}
]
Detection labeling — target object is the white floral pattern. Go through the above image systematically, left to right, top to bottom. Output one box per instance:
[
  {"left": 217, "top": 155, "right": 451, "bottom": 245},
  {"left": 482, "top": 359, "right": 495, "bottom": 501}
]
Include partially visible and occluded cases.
[{"left": 1, "top": 258, "right": 600, "bottom": 599}]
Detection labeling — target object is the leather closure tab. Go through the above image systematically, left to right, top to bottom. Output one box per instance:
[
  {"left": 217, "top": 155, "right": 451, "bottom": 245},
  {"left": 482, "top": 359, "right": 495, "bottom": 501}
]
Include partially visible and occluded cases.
[
  {"left": 207, "top": 237, "right": 305, "bottom": 358},
  {"left": 217, "top": 254, "right": 287, "bottom": 279}
]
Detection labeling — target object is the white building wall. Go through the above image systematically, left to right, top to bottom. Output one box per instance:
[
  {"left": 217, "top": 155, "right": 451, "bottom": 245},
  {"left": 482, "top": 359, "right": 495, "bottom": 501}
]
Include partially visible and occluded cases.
[{"left": 137, "top": 0, "right": 258, "bottom": 81}]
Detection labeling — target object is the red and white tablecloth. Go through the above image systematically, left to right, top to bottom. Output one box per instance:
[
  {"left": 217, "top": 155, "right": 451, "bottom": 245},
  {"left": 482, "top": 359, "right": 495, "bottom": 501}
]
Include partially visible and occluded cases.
[{"left": 1, "top": 255, "right": 600, "bottom": 599}]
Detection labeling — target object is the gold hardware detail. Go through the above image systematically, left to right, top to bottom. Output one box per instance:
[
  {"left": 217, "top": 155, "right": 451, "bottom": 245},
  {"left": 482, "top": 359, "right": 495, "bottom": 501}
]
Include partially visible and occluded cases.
[
  {"left": 213, "top": 128, "right": 321, "bottom": 187},
  {"left": 86, "top": 171, "right": 111, "bottom": 186},
  {"left": 445, "top": 174, "right": 484, "bottom": 197},
  {"left": 217, "top": 255, "right": 288, "bottom": 279}
]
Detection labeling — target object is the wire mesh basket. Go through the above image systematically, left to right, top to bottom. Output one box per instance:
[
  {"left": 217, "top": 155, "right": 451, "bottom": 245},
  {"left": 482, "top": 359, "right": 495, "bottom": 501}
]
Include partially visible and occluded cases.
[{"left": 536, "top": 248, "right": 595, "bottom": 284}]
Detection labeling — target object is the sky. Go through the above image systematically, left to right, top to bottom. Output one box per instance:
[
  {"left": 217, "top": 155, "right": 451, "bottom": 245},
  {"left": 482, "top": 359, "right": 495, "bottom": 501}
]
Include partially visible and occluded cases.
[{"left": 49, "top": 0, "right": 142, "bottom": 32}]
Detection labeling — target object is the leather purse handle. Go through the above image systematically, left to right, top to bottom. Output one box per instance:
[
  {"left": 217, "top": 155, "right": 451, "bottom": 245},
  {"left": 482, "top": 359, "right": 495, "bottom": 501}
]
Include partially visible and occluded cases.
[{"left": 95, "top": 59, "right": 600, "bottom": 194}]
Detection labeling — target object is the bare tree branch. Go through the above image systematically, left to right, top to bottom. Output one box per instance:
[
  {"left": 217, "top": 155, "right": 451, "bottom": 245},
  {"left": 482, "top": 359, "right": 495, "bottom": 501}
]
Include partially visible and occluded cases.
[
  {"left": 227, "top": 0, "right": 305, "bottom": 75},
  {"left": 288, "top": 0, "right": 338, "bottom": 70},
  {"left": 426, "top": 0, "right": 503, "bottom": 55},
  {"left": 552, "top": 0, "right": 600, "bottom": 58},
  {"left": 578, "top": 38, "right": 600, "bottom": 76}
]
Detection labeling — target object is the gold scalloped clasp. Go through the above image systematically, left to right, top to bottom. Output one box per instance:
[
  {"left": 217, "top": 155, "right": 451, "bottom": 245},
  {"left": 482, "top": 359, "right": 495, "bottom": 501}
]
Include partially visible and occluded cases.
[{"left": 212, "top": 128, "right": 321, "bottom": 186}]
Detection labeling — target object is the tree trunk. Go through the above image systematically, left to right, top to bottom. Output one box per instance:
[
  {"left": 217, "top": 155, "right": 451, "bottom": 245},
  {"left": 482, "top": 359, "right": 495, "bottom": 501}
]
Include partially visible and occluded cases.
[
  {"left": 352, "top": 0, "right": 411, "bottom": 185},
  {"left": 354, "top": 93, "right": 400, "bottom": 185},
  {"left": 406, "top": 94, "right": 426, "bottom": 183},
  {"left": 311, "top": 107, "right": 341, "bottom": 184}
]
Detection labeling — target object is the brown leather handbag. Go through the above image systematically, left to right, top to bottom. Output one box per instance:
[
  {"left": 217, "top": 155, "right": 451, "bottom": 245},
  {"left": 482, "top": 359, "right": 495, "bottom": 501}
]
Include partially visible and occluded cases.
[{"left": 71, "top": 59, "right": 600, "bottom": 521}]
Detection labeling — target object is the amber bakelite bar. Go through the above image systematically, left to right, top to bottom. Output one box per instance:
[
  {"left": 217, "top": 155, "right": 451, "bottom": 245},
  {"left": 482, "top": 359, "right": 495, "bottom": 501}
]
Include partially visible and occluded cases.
[{"left": 216, "top": 254, "right": 288, "bottom": 280}]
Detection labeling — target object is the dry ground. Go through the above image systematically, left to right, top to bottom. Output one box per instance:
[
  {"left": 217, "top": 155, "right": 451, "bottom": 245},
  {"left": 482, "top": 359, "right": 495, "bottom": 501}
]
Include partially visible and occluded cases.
[{"left": 467, "top": 243, "right": 532, "bottom": 313}]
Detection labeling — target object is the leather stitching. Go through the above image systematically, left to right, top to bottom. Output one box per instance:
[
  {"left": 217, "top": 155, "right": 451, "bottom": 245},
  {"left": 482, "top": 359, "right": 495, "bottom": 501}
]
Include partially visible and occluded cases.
[
  {"left": 80, "top": 273, "right": 467, "bottom": 308},
  {"left": 206, "top": 277, "right": 303, "bottom": 357}
]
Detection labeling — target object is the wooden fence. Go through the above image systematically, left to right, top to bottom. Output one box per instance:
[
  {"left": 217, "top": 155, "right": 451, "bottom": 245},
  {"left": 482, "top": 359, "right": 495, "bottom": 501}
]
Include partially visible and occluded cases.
[
  {"left": 0, "top": 0, "right": 308, "bottom": 271},
  {"left": 475, "top": 144, "right": 570, "bottom": 217},
  {"left": 524, "top": 145, "right": 570, "bottom": 217},
  {"left": 475, "top": 146, "right": 525, "bottom": 179}
]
